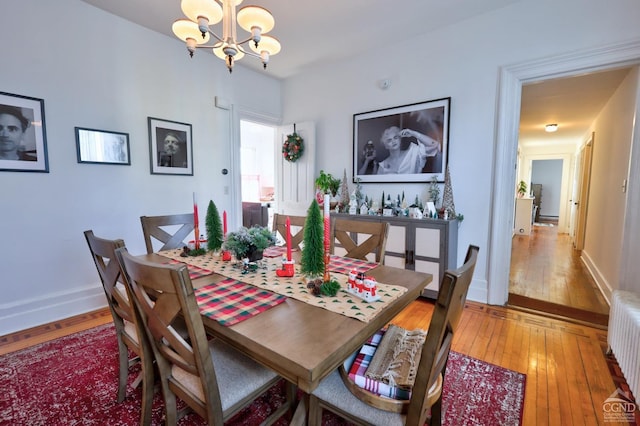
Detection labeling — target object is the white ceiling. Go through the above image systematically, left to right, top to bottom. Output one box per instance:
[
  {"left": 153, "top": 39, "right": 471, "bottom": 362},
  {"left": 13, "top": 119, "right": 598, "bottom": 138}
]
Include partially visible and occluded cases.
[
  {"left": 80, "top": 0, "right": 633, "bottom": 148},
  {"left": 80, "top": 0, "right": 520, "bottom": 78},
  {"left": 519, "top": 67, "right": 632, "bottom": 147}
]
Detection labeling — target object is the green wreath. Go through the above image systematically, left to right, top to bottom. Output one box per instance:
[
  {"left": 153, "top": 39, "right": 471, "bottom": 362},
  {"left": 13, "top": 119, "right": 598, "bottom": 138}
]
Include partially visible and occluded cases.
[{"left": 282, "top": 132, "right": 304, "bottom": 162}]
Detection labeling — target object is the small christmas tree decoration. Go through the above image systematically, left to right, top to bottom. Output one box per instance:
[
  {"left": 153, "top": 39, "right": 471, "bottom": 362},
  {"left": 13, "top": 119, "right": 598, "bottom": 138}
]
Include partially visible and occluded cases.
[
  {"left": 442, "top": 165, "right": 456, "bottom": 217},
  {"left": 340, "top": 169, "right": 350, "bottom": 212},
  {"left": 300, "top": 199, "right": 325, "bottom": 277},
  {"left": 205, "top": 200, "right": 224, "bottom": 252}
]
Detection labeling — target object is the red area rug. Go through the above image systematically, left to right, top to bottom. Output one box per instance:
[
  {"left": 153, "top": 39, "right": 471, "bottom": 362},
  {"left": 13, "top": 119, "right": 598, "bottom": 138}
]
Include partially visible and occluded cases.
[{"left": 0, "top": 324, "right": 526, "bottom": 425}]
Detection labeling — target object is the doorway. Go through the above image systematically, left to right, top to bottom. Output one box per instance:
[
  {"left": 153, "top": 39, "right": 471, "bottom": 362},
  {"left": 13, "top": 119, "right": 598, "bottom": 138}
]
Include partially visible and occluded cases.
[
  {"left": 488, "top": 40, "right": 640, "bottom": 310},
  {"left": 506, "top": 71, "right": 631, "bottom": 324},
  {"left": 239, "top": 119, "right": 276, "bottom": 229}
]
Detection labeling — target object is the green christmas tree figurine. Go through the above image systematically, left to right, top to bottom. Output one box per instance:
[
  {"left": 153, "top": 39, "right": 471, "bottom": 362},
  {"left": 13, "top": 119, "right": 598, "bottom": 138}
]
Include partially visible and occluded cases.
[
  {"left": 300, "top": 199, "right": 325, "bottom": 277},
  {"left": 205, "top": 200, "right": 224, "bottom": 252}
]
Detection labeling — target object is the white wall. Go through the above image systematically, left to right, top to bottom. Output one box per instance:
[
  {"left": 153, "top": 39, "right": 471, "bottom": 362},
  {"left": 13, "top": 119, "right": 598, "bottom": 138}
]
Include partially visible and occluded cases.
[
  {"left": 0, "top": 0, "right": 282, "bottom": 335},
  {"left": 281, "top": 0, "right": 640, "bottom": 303},
  {"left": 582, "top": 67, "right": 639, "bottom": 300},
  {"left": 531, "top": 160, "right": 563, "bottom": 217}
]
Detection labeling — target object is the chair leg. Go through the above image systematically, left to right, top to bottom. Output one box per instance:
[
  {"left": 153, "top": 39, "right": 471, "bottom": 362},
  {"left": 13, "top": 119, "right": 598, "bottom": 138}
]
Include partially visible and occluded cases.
[
  {"left": 116, "top": 337, "right": 129, "bottom": 403},
  {"left": 139, "top": 357, "right": 155, "bottom": 426},
  {"left": 307, "top": 395, "right": 324, "bottom": 426},
  {"left": 429, "top": 398, "right": 442, "bottom": 426}
]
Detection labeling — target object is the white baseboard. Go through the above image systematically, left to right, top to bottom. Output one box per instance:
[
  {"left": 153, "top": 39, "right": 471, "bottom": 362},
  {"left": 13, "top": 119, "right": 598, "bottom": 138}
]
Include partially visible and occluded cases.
[
  {"left": 581, "top": 250, "right": 613, "bottom": 306},
  {"left": 0, "top": 284, "right": 107, "bottom": 336}
]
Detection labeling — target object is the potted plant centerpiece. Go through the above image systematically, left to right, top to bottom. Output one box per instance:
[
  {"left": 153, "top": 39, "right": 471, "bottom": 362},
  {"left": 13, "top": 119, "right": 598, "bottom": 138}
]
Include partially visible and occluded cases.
[{"left": 222, "top": 226, "right": 276, "bottom": 262}]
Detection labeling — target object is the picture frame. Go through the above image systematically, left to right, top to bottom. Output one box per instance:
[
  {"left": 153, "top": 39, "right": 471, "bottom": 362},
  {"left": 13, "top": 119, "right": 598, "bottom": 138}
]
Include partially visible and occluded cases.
[
  {"left": 0, "top": 91, "right": 48, "bottom": 173},
  {"left": 353, "top": 97, "right": 450, "bottom": 183},
  {"left": 148, "top": 117, "right": 193, "bottom": 176},
  {"left": 75, "top": 127, "right": 130, "bottom": 165}
]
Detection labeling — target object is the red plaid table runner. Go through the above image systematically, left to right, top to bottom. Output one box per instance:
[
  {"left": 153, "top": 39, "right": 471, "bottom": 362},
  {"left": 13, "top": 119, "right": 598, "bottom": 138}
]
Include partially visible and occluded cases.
[
  {"left": 263, "top": 245, "right": 287, "bottom": 258},
  {"left": 264, "top": 247, "right": 376, "bottom": 274},
  {"left": 328, "top": 255, "right": 378, "bottom": 274},
  {"left": 167, "top": 259, "right": 213, "bottom": 280},
  {"left": 195, "top": 278, "right": 287, "bottom": 326}
]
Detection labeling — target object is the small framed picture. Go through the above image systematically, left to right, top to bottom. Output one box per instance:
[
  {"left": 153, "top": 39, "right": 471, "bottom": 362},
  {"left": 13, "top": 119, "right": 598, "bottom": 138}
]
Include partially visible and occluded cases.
[
  {"left": 0, "top": 91, "right": 48, "bottom": 173},
  {"left": 353, "top": 97, "right": 450, "bottom": 183},
  {"left": 148, "top": 117, "right": 193, "bottom": 175},
  {"left": 75, "top": 127, "right": 130, "bottom": 165}
]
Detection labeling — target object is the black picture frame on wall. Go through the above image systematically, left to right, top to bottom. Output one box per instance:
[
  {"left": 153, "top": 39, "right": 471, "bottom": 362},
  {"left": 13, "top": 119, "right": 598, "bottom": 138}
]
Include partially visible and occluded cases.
[
  {"left": 0, "top": 91, "right": 49, "bottom": 173},
  {"left": 353, "top": 97, "right": 450, "bottom": 183},
  {"left": 148, "top": 117, "right": 193, "bottom": 176},
  {"left": 75, "top": 127, "right": 131, "bottom": 165}
]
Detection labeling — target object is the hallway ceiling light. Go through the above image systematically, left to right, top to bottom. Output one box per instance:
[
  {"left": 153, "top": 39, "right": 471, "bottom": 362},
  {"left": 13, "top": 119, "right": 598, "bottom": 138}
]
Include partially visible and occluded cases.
[
  {"left": 172, "top": 0, "right": 281, "bottom": 73},
  {"left": 545, "top": 123, "right": 558, "bottom": 132}
]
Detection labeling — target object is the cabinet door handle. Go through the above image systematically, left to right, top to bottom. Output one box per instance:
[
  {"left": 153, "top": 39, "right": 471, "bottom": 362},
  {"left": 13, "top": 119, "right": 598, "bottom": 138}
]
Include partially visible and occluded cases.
[{"left": 405, "top": 250, "right": 409, "bottom": 264}]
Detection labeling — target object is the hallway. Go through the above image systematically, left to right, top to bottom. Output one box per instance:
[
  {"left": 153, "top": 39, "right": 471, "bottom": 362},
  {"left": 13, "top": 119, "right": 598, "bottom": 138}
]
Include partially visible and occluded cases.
[{"left": 508, "top": 223, "right": 610, "bottom": 326}]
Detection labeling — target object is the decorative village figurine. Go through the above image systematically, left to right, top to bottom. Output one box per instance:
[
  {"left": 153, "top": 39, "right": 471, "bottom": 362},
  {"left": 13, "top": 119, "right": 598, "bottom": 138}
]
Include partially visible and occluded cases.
[
  {"left": 349, "top": 190, "right": 358, "bottom": 215},
  {"left": 360, "top": 201, "right": 369, "bottom": 216},
  {"left": 347, "top": 269, "right": 380, "bottom": 302}
]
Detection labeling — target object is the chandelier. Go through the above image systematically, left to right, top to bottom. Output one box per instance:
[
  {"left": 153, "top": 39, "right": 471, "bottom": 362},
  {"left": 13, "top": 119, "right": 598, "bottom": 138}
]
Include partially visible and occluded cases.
[{"left": 172, "top": 0, "right": 281, "bottom": 73}]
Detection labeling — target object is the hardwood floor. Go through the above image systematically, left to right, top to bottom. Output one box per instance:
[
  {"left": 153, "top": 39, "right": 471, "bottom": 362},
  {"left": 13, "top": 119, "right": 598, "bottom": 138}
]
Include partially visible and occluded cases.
[
  {"left": 509, "top": 224, "right": 610, "bottom": 325},
  {"left": 2, "top": 300, "right": 635, "bottom": 425}
]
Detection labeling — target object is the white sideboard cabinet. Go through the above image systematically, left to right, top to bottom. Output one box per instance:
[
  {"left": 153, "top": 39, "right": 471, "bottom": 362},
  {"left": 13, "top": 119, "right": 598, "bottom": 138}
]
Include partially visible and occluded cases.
[{"left": 333, "top": 213, "right": 458, "bottom": 298}]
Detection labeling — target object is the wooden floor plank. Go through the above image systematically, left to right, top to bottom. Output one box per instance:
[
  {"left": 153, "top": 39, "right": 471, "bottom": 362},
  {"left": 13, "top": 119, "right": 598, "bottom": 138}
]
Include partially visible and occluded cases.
[{"left": 2, "top": 300, "right": 632, "bottom": 425}]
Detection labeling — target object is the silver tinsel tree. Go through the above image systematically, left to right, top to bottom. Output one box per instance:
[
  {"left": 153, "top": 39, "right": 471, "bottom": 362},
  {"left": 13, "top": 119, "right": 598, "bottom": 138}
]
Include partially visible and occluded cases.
[
  {"left": 442, "top": 165, "right": 456, "bottom": 217},
  {"left": 340, "top": 169, "right": 350, "bottom": 212}
]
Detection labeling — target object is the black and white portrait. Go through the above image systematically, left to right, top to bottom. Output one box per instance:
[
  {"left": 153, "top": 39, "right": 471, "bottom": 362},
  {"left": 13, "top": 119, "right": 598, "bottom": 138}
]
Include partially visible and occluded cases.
[
  {"left": 0, "top": 92, "right": 48, "bottom": 173},
  {"left": 353, "top": 98, "right": 450, "bottom": 183},
  {"left": 148, "top": 117, "right": 193, "bottom": 176}
]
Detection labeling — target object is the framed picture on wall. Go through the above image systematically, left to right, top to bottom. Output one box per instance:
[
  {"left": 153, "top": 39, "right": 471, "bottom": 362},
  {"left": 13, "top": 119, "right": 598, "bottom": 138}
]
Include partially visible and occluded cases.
[
  {"left": 0, "top": 91, "right": 49, "bottom": 173},
  {"left": 353, "top": 97, "right": 450, "bottom": 183},
  {"left": 148, "top": 117, "right": 193, "bottom": 176},
  {"left": 75, "top": 127, "right": 131, "bottom": 165}
]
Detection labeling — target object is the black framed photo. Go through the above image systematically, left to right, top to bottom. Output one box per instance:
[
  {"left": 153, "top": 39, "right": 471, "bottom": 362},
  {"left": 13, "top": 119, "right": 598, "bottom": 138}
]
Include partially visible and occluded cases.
[
  {"left": 0, "top": 91, "right": 48, "bottom": 173},
  {"left": 353, "top": 97, "right": 450, "bottom": 183},
  {"left": 148, "top": 117, "right": 193, "bottom": 175},
  {"left": 75, "top": 127, "right": 130, "bottom": 165}
]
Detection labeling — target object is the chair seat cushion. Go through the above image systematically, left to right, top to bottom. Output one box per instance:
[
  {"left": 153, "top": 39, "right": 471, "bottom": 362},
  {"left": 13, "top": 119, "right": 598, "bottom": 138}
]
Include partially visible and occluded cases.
[
  {"left": 172, "top": 338, "right": 279, "bottom": 413},
  {"left": 312, "top": 369, "right": 405, "bottom": 426}
]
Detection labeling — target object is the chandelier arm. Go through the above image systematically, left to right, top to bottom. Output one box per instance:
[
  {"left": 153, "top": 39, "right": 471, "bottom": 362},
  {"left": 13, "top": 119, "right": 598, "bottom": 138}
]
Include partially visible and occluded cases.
[
  {"left": 206, "top": 29, "right": 224, "bottom": 44},
  {"left": 236, "top": 36, "right": 256, "bottom": 46}
]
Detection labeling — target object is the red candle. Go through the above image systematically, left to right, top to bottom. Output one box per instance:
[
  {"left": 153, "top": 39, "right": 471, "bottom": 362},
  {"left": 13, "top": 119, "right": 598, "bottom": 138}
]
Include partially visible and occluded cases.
[
  {"left": 193, "top": 192, "right": 200, "bottom": 249},
  {"left": 323, "top": 194, "right": 330, "bottom": 252},
  {"left": 223, "top": 210, "right": 228, "bottom": 236},
  {"left": 286, "top": 216, "right": 292, "bottom": 261}
]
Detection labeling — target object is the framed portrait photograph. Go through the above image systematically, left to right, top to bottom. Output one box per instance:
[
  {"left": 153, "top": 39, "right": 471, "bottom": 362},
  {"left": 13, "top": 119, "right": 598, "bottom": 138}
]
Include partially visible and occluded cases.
[
  {"left": 0, "top": 91, "right": 48, "bottom": 173},
  {"left": 353, "top": 97, "right": 450, "bottom": 183},
  {"left": 148, "top": 117, "right": 193, "bottom": 176},
  {"left": 75, "top": 127, "right": 130, "bottom": 165}
]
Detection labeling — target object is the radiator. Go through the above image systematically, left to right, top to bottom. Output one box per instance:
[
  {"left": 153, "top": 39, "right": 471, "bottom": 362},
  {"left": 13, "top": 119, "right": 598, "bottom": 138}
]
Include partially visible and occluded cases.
[{"left": 608, "top": 290, "right": 640, "bottom": 399}]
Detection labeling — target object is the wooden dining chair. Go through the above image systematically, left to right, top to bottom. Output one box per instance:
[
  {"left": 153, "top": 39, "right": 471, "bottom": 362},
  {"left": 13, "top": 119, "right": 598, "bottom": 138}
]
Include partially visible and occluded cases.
[
  {"left": 140, "top": 213, "right": 194, "bottom": 254},
  {"left": 272, "top": 213, "right": 306, "bottom": 250},
  {"left": 331, "top": 218, "right": 390, "bottom": 263},
  {"left": 83, "top": 230, "right": 155, "bottom": 426},
  {"left": 308, "top": 245, "right": 480, "bottom": 426},
  {"left": 115, "top": 247, "right": 295, "bottom": 426}
]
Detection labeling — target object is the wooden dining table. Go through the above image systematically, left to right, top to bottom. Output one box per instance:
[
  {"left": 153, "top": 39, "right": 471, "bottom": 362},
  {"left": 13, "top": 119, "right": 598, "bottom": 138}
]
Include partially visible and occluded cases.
[{"left": 141, "top": 251, "right": 432, "bottom": 421}]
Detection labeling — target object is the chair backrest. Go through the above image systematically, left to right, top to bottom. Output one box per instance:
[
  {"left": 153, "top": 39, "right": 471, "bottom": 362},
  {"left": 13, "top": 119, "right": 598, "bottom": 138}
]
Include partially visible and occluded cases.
[
  {"left": 140, "top": 213, "right": 194, "bottom": 254},
  {"left": 272, "top": 213, "right": 306, "bottom": 251},
  {"left": 331, "top": 218, "right": 389, "bottom": 263},
  {"left": 83, "top": 230, "right": 133, "bottom": 326},
  {"left": 405, "top": 245, "right": 479, "bottom": 425},
  {"left": 115, "top": 248, "right": 226, "bottom": 424}
]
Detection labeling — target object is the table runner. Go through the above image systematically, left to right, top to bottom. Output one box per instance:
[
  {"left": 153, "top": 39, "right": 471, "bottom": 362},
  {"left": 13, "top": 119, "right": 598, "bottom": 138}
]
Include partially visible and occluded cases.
[
  {"left": 264, "top": 246, "right": 378, "bottom": 274},
  {"left": 159, "top": 249, "right": 407, "bottom": 323},
  {"left": 166, "top": 259, "right": 213, "bottom": 280},
  {"left": 195, "top": 278, "right": 286, "bottom": 326}
]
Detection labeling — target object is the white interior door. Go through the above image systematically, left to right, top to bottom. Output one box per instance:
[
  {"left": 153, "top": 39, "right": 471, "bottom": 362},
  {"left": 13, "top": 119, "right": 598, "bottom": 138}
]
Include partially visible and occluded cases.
[
  {"left": 276, "top": 122, "right": 316, "bottom": 216},
  {"left": 574, "top": 133, "right": 594, "bottom": 250}
]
